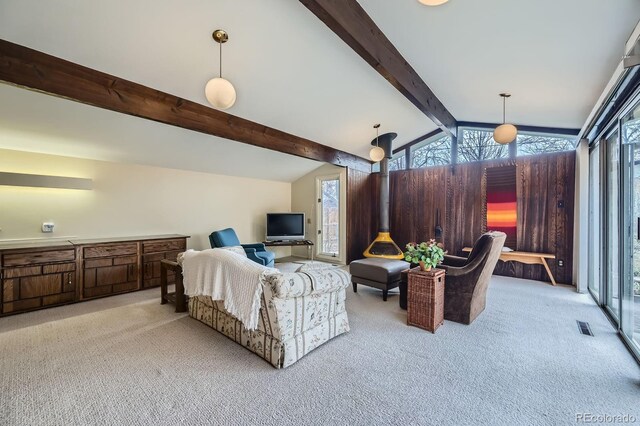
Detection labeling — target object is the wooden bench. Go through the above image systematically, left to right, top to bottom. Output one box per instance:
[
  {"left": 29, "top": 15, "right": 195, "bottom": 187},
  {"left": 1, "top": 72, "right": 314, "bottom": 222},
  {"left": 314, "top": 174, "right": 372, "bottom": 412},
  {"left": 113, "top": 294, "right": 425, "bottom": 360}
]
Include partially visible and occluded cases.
[{"left": 462, "top": 247, "right": 557, "bottom": 286}]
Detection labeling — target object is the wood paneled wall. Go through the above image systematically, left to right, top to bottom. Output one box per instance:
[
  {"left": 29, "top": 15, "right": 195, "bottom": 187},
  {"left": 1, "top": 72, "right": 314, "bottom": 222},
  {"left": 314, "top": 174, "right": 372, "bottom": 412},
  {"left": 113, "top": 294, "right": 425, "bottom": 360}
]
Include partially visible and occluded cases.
[
  {"left": 346, "top": 152, "right": 576, "bottom": 284},
  {"left": 346, "top": 168, "right": 376, "bottom": 263}
]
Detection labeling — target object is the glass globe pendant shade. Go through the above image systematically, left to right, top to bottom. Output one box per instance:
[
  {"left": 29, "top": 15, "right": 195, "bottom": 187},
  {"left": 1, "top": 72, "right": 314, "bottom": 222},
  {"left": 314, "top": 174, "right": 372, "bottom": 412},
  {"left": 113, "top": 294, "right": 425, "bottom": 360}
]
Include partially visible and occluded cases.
[
  {"left": 418, "top": 0, "right": 449, "bottom": 5},
  {"left": 205, "top": 77, "right": 236, "bottom": 110},
  {"left": 493, "top": 123, "right": 518, "bottom": 145},
  {"left": 370, "top": 146, "right": 385, "bottom": 162}
]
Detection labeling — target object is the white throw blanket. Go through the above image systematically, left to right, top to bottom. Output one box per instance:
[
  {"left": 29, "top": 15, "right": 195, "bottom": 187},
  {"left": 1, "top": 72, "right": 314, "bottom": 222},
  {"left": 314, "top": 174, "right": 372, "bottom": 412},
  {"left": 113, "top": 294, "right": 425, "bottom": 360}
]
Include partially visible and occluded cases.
[{"left": 180, "top": 249, "right": 277, "bottom": 330}]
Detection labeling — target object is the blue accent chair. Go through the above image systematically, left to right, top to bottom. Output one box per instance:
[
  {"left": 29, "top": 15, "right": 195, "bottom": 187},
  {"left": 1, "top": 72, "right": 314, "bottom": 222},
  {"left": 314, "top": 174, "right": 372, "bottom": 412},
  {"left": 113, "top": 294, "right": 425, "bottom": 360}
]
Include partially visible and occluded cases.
[{"left": 209, "top": 228, "right": 275, "bottom": 268}]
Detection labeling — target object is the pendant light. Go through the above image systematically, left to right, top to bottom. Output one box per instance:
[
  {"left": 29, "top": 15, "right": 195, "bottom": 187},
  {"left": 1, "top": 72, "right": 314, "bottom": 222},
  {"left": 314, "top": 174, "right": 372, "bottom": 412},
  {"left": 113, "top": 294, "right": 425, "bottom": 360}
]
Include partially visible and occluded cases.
[
  {"left": 418, "top": 0, "right": 450, "bottom": 6},
  {"left": 205, "top": 29, "right": 237, "bottom": 110},
  {"left": 493, "top": 93, "right": 517, "bottom": 145},
  {"left": 370, "top": 124, "right": 385, "bottom": 162}
]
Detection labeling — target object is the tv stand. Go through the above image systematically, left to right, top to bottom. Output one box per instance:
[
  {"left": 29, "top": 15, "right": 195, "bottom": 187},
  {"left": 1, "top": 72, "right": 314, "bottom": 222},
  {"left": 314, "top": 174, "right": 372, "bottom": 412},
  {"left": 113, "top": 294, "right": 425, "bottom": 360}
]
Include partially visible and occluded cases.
[{"left": 263, "top": 240, "right": 314, "bottom": 260}]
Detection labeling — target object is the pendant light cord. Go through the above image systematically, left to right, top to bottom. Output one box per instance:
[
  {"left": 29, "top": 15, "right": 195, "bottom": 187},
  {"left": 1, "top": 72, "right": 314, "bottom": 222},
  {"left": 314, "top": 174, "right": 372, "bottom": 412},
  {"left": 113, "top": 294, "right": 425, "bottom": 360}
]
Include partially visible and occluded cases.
[
  {"left": 219, "top": 41, "right": 223, "bottom": 78},
  {"left": 502, "top": 96, "right": 506, "bottom": 124}
]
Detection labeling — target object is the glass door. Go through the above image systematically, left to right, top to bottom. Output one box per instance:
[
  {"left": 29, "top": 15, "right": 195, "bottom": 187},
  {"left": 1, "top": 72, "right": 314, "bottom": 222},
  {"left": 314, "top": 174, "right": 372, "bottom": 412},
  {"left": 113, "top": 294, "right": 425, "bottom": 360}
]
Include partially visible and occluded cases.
[
  {"left": 621, "top": 103, "right": 640, "bottom": 357},
  {"left": 606, "top": 129, "right": 621, "bottom": 320},
  {"left": 588, "top": 141, "right": 602, "bottom": 300},
  {"left": 316, "top": 175, "right": 340, "bottom": 258}
]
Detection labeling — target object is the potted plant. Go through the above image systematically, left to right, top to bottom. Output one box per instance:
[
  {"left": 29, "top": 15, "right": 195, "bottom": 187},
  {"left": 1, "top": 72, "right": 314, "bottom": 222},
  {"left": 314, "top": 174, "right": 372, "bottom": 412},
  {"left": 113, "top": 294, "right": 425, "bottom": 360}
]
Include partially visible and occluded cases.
[{"left": 404, "top": 239, "right": 445, "bottom": 272}]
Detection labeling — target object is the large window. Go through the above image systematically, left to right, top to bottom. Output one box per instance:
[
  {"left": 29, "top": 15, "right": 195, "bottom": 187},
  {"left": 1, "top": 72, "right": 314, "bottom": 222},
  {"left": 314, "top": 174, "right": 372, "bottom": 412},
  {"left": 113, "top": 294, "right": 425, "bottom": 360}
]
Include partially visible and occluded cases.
[
  {"left": 588, "top": 92, "right": 640, "bottom": 363},
  {"left": 382, "top": 126, "right": 577, "bottom": 172},
  {"left": 457, "top": 128, "right": 509, "bottom": 163},
  {"left": 517, "top": 133, "right": 575, "bottom": 156},
  {"left": 410, "top": 134, "right": 451, "bottom": 168}
]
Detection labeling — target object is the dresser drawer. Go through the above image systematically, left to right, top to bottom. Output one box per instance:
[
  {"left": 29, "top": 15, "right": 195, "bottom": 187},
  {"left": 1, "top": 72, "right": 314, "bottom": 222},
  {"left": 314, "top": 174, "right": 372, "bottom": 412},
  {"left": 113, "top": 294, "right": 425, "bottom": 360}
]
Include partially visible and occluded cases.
[
  {"left": 142, "top": 239, "right": 186, "bottom": 254},
  {"left": 83, "top": 243, "right": 138, "bottom": 259},
  {"left": 3, "top": 249, "right": 76, "bottom": 267}
]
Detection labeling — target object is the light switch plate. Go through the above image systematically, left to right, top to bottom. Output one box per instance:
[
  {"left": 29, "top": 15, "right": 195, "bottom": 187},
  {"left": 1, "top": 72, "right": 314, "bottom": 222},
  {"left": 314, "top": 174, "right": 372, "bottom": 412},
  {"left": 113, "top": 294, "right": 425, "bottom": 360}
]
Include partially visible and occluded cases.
[{"left": 42, "top": 222, "right": 55, "bottom": 233}]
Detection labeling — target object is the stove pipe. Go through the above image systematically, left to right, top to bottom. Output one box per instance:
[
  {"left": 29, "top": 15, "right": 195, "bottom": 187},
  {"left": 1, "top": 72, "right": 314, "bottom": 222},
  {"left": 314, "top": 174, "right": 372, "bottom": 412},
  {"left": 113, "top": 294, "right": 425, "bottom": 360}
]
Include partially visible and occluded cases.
[{"left": 363, "top": 132, "right": 404, "bottom": 260}]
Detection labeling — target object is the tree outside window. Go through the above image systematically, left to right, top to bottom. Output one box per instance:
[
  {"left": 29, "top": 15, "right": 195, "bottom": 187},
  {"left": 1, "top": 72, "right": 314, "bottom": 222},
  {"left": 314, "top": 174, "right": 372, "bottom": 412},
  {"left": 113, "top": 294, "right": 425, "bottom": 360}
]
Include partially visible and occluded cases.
[
  {"left": 457, "top": 129, "right": 508, "bottom": 163},
  {"left": 517, "top": 133, "right": 575, "bottom": 157},
  {"left": 410, "top": 135, "right": 451, "bottom": 168},
  {"left": 388, "top": 153, "right": 406, "bottom": 171}
]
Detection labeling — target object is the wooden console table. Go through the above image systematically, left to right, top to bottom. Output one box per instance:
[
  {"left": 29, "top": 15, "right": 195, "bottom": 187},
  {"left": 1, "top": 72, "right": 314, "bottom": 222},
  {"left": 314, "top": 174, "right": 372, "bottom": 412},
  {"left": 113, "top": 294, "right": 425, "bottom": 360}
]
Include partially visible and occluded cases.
[{"left": 462, "top": 247, "right": 557, "bottom": 285}]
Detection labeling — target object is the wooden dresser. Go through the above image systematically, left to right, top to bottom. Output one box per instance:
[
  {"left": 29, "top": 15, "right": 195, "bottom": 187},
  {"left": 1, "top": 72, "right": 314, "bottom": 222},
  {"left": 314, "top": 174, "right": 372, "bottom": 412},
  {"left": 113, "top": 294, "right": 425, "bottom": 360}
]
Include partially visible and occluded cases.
[{"left": 0, "top": 235, "right": 189, "bottom": 316}]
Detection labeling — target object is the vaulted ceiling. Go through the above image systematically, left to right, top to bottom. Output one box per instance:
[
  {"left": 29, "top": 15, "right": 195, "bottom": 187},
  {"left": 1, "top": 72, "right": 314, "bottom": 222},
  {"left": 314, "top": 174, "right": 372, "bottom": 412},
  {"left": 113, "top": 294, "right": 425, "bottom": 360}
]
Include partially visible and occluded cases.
[{"left": 0, "top": 0, "right": 638, "bottom": 181}]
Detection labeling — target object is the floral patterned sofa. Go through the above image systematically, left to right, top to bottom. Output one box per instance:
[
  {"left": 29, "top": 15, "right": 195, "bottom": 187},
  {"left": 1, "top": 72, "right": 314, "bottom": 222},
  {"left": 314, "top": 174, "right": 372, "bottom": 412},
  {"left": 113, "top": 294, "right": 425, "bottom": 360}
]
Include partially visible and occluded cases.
[{"left": 188, "top": 264, "right": 351, "bottom": 368}]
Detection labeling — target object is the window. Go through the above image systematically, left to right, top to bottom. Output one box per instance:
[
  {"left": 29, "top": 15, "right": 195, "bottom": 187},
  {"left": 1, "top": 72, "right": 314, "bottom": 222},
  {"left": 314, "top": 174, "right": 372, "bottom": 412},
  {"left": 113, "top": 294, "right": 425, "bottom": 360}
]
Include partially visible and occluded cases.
[
  {"left": 394, "top": 127, "right": 577, "bottom": 171},
  {"left": 457, "top": 128, "right": 509, "bottom": 163},
  {"left": 517, "top": 132, "right": 575, "bottom": 156},
  {"left": 410, "top": 134, "right": 452, "bottom": 168},
  {"left": 372, "top": 151, "right": 406, "bottom": 172},
  {"left": 388, "top": 152, "right": 406, "bottom": 171},
  {"left": 317, "top": 176, "right": 340, "bottom": 257}
]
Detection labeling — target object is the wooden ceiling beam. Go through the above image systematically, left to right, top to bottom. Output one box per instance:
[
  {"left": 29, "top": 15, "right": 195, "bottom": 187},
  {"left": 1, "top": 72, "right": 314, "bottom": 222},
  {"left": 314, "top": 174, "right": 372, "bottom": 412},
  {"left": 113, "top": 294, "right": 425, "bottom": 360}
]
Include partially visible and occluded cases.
[
  {"left": 300, "top": 0, "right": 457, "bottom": 137},
  {"left": 0, "top": 39, "right": 371, "bottom": 172}
]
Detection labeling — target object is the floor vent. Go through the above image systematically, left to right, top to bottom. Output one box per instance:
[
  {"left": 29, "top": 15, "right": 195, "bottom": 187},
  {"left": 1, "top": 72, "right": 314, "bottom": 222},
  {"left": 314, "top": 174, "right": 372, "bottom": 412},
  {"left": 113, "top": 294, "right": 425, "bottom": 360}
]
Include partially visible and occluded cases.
[{"left": 577, "top": 320, "right": 594, "bottom": 336}]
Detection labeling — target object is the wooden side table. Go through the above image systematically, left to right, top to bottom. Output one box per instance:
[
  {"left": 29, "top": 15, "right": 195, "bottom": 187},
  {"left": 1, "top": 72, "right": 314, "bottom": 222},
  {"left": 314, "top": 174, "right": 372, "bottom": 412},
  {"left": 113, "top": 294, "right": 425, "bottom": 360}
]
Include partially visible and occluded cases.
[
  {"left": 462, "top": 247, "right": 557, "bottom": 285},
  {"left": 160, "top": 260, "right": 187, "bottom": 313},
  {"left": 407, "top": 268, "right": 445, "bottom": 333}
]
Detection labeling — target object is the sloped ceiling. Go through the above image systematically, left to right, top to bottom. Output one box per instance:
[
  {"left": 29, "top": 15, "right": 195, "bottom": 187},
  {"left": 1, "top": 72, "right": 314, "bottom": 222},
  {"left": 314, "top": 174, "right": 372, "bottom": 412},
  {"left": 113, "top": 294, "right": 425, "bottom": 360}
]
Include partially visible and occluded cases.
[
  {"left": 0, "top": 0, "right": 638, "bottom": 181},
  {"left": 0, "top": 0, "right": 433, "bottom": 182},
  {"left": 360, "top": 0, "right": 640, "bottom": 129},
  {"left": 0, "top": 83, "right": 323, "bottom": 182}
]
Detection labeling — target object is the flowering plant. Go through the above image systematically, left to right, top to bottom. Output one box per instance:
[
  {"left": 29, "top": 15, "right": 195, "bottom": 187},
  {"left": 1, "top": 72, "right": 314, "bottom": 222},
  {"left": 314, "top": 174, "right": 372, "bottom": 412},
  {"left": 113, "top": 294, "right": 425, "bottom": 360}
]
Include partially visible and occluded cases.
[{"left": 404, "top": 239, "right": 445, "bottom": 270}]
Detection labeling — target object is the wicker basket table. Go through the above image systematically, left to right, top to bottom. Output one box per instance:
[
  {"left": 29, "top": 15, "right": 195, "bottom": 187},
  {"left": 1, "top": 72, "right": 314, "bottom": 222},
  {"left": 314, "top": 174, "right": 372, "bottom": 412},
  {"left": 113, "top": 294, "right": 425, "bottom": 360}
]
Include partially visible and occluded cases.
[{"left": 407, "top": 268, "right": 445, "bottom": 333}]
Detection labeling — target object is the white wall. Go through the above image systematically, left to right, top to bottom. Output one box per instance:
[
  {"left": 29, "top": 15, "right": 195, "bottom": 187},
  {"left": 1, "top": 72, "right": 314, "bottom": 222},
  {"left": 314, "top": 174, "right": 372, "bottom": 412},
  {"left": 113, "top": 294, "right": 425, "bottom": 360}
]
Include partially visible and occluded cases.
[
  {"left": 0, "top": 149, "right": 291, "bottom": 256},
  {"left": 291, "top": 163, "right": 347, "bottom": 264}
]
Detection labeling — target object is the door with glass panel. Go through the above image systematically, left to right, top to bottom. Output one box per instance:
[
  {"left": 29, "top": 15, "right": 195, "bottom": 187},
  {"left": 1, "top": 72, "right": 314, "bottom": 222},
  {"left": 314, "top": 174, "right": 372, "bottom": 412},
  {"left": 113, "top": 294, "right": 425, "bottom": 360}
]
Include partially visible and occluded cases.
[
  {"left": 621, "top": 102, "right": 640, "bottom": 356},
  {"left": 605, "top": 129, "right": 621, "bottom": 320},
  {"left": 588, "top": 141, "right": 602, "bottom": 300},
  {"left": 316, "top": 176, "right": 340, "bottom": 258}
]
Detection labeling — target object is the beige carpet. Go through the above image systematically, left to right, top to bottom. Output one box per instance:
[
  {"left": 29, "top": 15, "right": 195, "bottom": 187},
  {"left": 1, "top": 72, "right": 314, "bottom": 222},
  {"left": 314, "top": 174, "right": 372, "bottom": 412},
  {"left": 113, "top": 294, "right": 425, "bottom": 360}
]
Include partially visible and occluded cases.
[{"left": 0, "top": 276, "right": 638, "bottom": 426}]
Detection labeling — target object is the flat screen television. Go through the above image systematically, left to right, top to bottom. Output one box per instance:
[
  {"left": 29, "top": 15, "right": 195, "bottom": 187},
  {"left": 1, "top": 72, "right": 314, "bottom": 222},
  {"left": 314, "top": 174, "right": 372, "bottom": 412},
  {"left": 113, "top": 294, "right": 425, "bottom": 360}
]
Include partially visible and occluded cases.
[{"left": 266, "top": 213, "right": 305, "bottom": 241}]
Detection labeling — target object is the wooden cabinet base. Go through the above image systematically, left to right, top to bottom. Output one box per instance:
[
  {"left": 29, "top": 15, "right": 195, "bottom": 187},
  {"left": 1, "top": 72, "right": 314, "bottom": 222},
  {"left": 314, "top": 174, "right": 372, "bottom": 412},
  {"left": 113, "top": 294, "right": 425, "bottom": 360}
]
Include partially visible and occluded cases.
[{"left": 0, "top": 235, "right": 188, "bottom": 316}]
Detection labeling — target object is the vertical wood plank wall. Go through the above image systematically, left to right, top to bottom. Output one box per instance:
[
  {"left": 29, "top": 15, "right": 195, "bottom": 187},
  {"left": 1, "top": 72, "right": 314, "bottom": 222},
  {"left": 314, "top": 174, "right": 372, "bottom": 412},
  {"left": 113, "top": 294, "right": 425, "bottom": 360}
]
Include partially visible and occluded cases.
[
  {"left": 346, "top": 152, "right": 576, "bottom": 284},
  {"left": 346, "top": 168, "right": 376, "bottom": 263}
]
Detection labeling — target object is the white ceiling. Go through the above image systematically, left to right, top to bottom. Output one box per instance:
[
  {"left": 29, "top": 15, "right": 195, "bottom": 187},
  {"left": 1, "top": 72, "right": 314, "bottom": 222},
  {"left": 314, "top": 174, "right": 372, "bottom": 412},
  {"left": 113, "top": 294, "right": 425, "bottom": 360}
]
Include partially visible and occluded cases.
[
  {"left": 0, "top": 0, "right": 638, "bottom": 181},
  {"left": 0, "top": 0, "right": 433, "bottom": 164},
  {"left": 360, "top": 0, "right": 640, "bottom": 129},
  {"left": 0, "top": 83, "right": 323, "bottom": 182}
]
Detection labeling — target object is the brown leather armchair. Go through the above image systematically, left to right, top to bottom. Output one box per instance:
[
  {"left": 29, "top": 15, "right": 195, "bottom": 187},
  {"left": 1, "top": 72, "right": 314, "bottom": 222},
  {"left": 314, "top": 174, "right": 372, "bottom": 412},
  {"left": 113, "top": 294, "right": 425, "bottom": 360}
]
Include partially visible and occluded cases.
[{"left": 440, "top": 231, "right": 506, "bottom": 324}]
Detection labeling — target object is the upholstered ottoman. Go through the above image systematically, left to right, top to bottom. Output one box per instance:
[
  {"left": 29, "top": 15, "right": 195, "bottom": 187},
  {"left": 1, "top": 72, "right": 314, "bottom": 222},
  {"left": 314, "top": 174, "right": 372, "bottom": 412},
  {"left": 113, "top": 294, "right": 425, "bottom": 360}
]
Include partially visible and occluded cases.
[{"left": 350, "top": 258, "right": 410, "bottom": 301}]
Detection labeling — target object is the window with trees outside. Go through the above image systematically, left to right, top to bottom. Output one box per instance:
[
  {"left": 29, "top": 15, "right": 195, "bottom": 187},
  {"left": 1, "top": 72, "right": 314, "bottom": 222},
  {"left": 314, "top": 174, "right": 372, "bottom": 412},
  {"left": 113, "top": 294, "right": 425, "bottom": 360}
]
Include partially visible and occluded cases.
[
  {"left": 391, "top": 127, "right": 576, "bottom": 171},
  {"left": 457, "top": 128, "right": 509, "bottom": 163},
  {"left": 516, "top": 132, "right": 575, "bottom": 156},
  {"left": 410, "top": 134, "right": 452, "bottom": 168},
  {"left": 388, "top": 152, "right": 406, "bottom": 171},
  {"left": 317, "top": 177, "right": 340, "bottom": 257}
]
